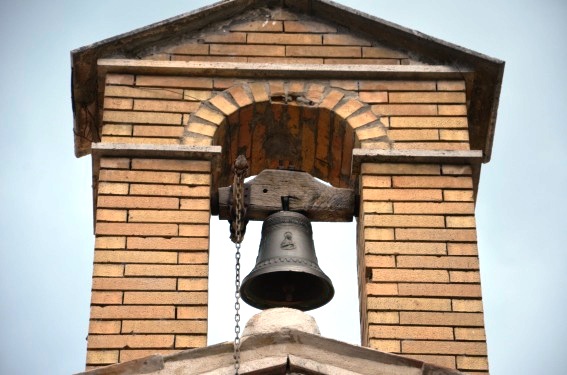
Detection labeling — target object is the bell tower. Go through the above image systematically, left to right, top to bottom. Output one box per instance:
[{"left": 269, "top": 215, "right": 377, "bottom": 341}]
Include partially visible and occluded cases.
[{"left": 71, "top": 1, "right": 503, "bottom": 373}]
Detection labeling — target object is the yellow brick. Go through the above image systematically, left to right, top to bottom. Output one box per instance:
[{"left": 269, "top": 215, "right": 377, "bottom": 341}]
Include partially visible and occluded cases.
[
  {"left": 248, "top": 32, "right": 321, "bottom": 45},
  {"left": 323, "top": 33, "right": 370, "bottom": 46},
  {"left": 211, "top": 44, "right": 285, "bottom": 56},
  {"left": 106, "top": 74, "right": 134, "bottom": 85},
  {"left": 136, "top": 76, "right": 213, "bottom": 89},
  {"left": 360, "top": 81, "right": 436, "bottom": 91},
  {"left": 437, "top": 81, "right": 466, "bottom": 91},
  {"left": 105, "top": 86, "right": 183, "bottom": 99},
  {"left": 184, "top": 90, "right": 213, "bottom": 101},
  {"left": 318, "top": 90, "right": 344, "bottom": 110},
  {"left": 359, "top": 91, "right": 388, "bottom": 103},
  {"left": 390, "top": 92, "right": 466, "bottom": 103},
  {"left": 209, "top": 95, "right": 238, "bottom": 116},
  {"left": 133, "top": 99, "right": 199, "bottom": 113},
  {"left": 335, "top": 99, "right": 365, "bottom": 119},
  {"left": 372, "top": 104, "right": 437, "bottom": 116},
  {"left": 438, "top": 105, "right": 467, "bottom": 116},
  {"left": 194, "top": 107, "right": 225, "bottom": 125},
  {"left": 103, "top": 110, "right": 182, "bottom": 125},
  {"left": 347, "top": 110, "right": 380, "bottom": 129},
  {"left": 390, "top": 117, "right": 468, "bottom": 129},
  {"left": 187, "top": 120, "right": 217, "bottom": 137},
  {"left": 101, "top": 124, "right": 132, "bottom": 136},
  {"left": 133, "top": 125, "right": 183, "bottom": 138},
  {"left": 354, "top": 126, "right": 387, "bottom": 141},
  {"left": 389, "top": 129, "right": 439, "bottom": 141},
  {"left": 440, "top": 129, "right": 469, "bottom": 141},
  {"left": 101, "top": 136, "right": 180, "bottom": 145},
  {"left": 392, "top": 142, "right": 469, "bottom": 151},
  {"left": 100, "top": 158, "right": 130, "bottom": 170},
  {"left": 361, "top": 163, "right": 440, "bottom": 175},
  {"left": 442, "top": 165, "right": 473, "bottom": 175},
  {"left": 99, "top": 170, "right": 180, "bottom": 184},
  {"left": 180, "top": 173, "right": 211, "bottom": 186},
  {"left": 361, "top": 175, "right": 392, "bottom": 187},
  {"left": 393, "top": 176, "right": 472, "bottom": 189},
  {"left": 98, "top": 182, "right": 129, "bottom": 195},
  {"left": 129, "top": 184, "right": 209, "bottom": 198},
  {"left": 363, "top": 188, "right": 442, "bottom": 202},
  {"left": 443, "top": 190, "right": 474, "bottom": 202},
  {"left": 98, "top": 196, "right": 179, "bottom": 209},
  {"left": 180, "top": 199, "right": 211, "bottom": 211},
  {"left": 361, "top": 202, "right": 393, "bottom": 214},
  {"left": 394, "top": 202, "right": 475, "bottom": 214},
  {"left": 96, "top": 209, "right": 127, "bottom": 222},
  {"left": 128, "top": 210, "right": 209, "bottom": 224},
  {"left": 364, "top": 214, "right": 445, "bottom": 228},
  {"left": 446, "top": 216, "right": 476, "bottom": 228},
  {"left": 95, "top": 223, "right": 178, "bottom": 236},
  {"left": 178, "top": 224, "right": 210, "bottom": 237},
  {"left": 364, "top": 228, "right": 395, "bottom": 241},
  {"left": 395, "top": 228, "right": 477, "bottom": 242},
  {"left": 95, "top": 236, "right": 126, "bottom": 249},
  {"left": 127, "top": 237, "right": 208, "bottom": 250},
  {"left": 365, "top": 242, "right": 446, "bottom": 255},
  {"left": 447, "top": 243, "right": 478, "bottom": 256},
  {"left": 94, "top": 251, "right": 177, "bottom": 264},
  {"left": 178, "top": 252, "right": 208, "bottom": 264},
  {"left": 365, "top": 255, "right": 396, "bottom": 268},
  {"left": 397, "top": 255, "right": 478, "bottom": 269},
  {"left": 93, "top": 264, "right": 124, "bottom": 277},
  {"left": 125, "top": 264, "right": 208, "bottom": 277},
  {"left": 371, "top": 269, "right": 449, "bottom": 283},
  {"left": 450, "top": 271, "right": 480, "bottom": 283},
  {"left": 92, "top": 277, "right": 177, "bottom": 291},
  {"left": 178, "top": 278, "right": 208, "bottom": 291},
  {"left": 366, "top": 283, "right": 398, "bottom": 296},
  {"left": 398, "top": 283, "right": 481, "bottom": 298},
  {"left": 91, "top": 291, "right": 123, "bottom": 305},
  {"left": 123, "top": 291, "right": 207, "bottom": 305},
  {"left": 368, "top": 297, "right": 451, "bottom": 311},
  {"left": 452, "top": 299, "right": 483, "bottom": 312},
  {"left": 90, "top": 306, "right": 175, "bottom": 319},
  {"left": 177, "top": 306, "right": 208, "bottom": 319},
  {"left": 367, "top": 311, "right": 399, "bottom": 324},
  {"left": 399, "top": 312, "right": 484, "bottom": 327},
  {"left": 89, "top": 320, "right": 121, "bottom": 334},
  {"left": 121, "top": 320, "right": 207, "bottom": 334},
  {"left": 368, "top": 325, "right": 453, "bottom": 340},
  {"left": 455, "top": 328, "right": 486, "bottom": 341},
  {"left": 87, "top": 334, "right": 174, "bottom": 349},
  {"left": 175, "top": 335, "right": 207, "bottom": 349},
  {"left": 369, "top": 339, "right": 400, "bottom": 353},
  {"left": 402, "top": 340, "right": 487, "bottom": 355},
  {"left": 86, "top": 350, "right": 119, "bottom": 365},
  {"left": 457, "top": 356, "right": 489, "bottom": 371}
]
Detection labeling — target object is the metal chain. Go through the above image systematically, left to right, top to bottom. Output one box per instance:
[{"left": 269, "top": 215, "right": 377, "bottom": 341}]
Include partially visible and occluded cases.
[{"left": 230, "top": 155, "right": 248, "bottom": 375}]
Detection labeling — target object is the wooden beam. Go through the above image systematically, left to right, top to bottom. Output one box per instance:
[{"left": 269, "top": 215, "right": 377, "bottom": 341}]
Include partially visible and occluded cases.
[{"left": 216, "top": 169, "right": 355, "bottom": 222}]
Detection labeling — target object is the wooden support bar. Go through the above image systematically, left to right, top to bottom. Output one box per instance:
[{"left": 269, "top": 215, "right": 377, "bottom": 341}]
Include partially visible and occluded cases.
[{"left": 216, "top": 169, "right": 355, "bottom": 222}]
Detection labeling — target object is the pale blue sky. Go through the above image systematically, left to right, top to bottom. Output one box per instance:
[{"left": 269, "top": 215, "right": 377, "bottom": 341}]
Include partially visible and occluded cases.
[{"left": 1, "top": 1, "right": 566, "bottom": 374}]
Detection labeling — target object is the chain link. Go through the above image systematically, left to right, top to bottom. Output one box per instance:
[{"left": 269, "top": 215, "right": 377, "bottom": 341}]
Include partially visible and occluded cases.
[{"left": 230, "top": 155, "right": 248, "bottom": 375}]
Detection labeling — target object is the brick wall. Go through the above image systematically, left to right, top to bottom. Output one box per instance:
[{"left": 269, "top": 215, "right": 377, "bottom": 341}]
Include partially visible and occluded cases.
[
  {"left": 85, "top": 6, "right": 488, "bottom": 373},
  {"left": 86, "top": 157, "right": 211, "bottom": 368},
  {"left": 358, "top": 162, "right": 488, "bottom": 373}
]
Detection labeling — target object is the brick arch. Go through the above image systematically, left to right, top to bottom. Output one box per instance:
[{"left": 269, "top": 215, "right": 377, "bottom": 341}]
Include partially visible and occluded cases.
[{"left": 182, "top": 81, "right": 390, "bottom": 188}]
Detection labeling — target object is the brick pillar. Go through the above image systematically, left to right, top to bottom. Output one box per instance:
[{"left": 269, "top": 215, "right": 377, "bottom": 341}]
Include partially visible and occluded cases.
[
  {"left": 86, "top": 156, "right": 211, "bottom": 369},
  {"left": 358, "top": 161, "right": 488, "bottom": 373}
]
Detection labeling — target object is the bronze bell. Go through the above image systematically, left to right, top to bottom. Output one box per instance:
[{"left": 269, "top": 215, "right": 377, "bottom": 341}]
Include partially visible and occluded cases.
[{"left": 240, "top": 210, "right": 334, "bottom": 311}]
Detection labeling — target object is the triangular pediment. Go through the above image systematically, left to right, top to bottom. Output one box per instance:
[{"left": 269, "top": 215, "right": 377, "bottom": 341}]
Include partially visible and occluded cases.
[
  {"left": 71, "top": 0, "right": 503, "bottom": 160},
  {"left": 77, "top": 328, "right": 463, "bottom": 375}
]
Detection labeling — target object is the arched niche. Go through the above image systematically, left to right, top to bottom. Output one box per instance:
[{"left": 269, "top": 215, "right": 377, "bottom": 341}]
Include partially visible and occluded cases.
[{"left": 182, "top": 81, "right": 390, "bottom": 190}]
